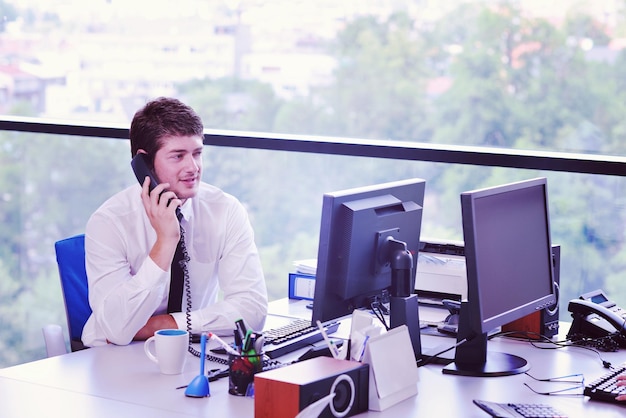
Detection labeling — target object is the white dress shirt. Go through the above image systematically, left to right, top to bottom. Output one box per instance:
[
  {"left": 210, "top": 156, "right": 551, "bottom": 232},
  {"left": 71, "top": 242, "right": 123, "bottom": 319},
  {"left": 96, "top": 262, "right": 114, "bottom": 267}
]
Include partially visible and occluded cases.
[{"left": 82, "top": 182, "right": 268, "bottom": 347}]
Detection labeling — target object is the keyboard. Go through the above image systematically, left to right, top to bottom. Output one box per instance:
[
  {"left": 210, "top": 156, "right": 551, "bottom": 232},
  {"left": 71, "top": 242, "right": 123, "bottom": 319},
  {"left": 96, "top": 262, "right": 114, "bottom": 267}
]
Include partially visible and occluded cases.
[
  {"left": 262, "top": 318, "right": 340, "bottom": 359},
  {"left": 584, "top": 365, "right": 626, "bottom": 404},
  {"left": 473, "top": 399, "right": 567, "bottom": 418}
]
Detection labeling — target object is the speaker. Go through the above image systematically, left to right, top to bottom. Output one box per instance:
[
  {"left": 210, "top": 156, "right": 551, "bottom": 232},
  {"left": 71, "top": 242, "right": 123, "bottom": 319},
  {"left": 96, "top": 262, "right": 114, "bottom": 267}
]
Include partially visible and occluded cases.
[
  {"left": 502, "top": 245, "right": 560, "bottom": 339},
  {"left": 542, "top": 245, "right": 561, "bottom": 337},
  {"left": 254, "top": 357, "right": 369, "bottom": 418}
]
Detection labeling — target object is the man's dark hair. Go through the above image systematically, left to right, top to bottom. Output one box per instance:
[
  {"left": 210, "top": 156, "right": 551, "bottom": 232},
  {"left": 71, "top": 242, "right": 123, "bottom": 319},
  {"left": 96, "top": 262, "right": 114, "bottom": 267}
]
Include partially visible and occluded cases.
[{"left": 129, "top": 97, "right": 204, "bottom": 166}]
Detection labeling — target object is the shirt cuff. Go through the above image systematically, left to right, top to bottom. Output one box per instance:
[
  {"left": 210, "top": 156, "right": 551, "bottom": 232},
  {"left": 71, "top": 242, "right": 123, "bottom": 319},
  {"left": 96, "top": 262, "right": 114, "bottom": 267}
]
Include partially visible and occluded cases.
[{"left": 170, "top": 311, "right": 187, "bottom": 331}]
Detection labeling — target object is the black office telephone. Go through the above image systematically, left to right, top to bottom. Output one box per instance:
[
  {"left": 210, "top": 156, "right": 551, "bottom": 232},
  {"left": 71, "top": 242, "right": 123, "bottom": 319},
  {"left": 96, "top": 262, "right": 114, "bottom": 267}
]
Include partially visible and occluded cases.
[{"left": 567, "top": 289, "right": 626, "bottom": 349}]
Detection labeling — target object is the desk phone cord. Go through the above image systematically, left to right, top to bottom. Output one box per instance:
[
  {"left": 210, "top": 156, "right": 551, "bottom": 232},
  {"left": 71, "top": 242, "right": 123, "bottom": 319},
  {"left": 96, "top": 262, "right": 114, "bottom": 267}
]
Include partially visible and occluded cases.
[{"left": 178, "top": 224, "right": 283, "bottom": 370}]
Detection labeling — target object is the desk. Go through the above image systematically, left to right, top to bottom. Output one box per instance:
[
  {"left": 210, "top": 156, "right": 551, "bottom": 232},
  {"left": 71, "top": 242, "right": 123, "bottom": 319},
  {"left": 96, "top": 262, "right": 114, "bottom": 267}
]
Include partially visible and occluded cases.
[{"left": 1, "top": 301, "right": 625, "bottom": 417}]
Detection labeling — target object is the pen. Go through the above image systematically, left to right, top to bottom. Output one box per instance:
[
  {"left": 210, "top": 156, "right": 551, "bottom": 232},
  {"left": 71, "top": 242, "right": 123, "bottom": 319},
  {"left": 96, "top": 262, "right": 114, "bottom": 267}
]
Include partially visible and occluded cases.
[
  {"left": 235, "top": 319, "right": 248, "bottom": 345},
  {"left": 316, "top": 320, "right": 340, "bottom": 359},
  {"left": 233, "top": 328, "right": 242, "bottom": 351},
  {"left": 243, "top": 329, "right": 254, "bottom": 352},
  {"left": 242, "top": 331, "right": 262, "bottom": 366},
  {"left": 208, "top": 333, "right": 239, "bottom": 356},
  {"left": 253, "top": 334, "right": 265, "bottom": 356},
  {"left": 358, "top": 335, "right": 369, "bottom": 362},
  {"left": 329, "top": 340, "right": 342, "bottom": 360}
]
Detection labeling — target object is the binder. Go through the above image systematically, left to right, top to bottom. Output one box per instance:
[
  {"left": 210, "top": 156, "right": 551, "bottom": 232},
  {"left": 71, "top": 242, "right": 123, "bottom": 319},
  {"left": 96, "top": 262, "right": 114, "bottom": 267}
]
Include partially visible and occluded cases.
[{"left": 288, "top": 273, "right": 316, "bottom": 300}]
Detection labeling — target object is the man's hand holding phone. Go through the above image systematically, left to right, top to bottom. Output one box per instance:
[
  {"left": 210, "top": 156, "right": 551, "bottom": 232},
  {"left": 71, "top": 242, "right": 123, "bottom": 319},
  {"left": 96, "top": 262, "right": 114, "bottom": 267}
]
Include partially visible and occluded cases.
[
  {"left": 131, "top": 153, "right": 182, "bottom": 227},
  {"left": 141, "top": 176, "right": 181, "bottom": 224}
]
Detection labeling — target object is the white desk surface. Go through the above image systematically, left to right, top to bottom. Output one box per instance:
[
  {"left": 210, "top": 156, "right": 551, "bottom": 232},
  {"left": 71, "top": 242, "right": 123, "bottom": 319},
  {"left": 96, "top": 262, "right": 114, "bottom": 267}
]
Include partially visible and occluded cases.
[{"left": 1, "top": 299, "right": 625, "bottom": 417}]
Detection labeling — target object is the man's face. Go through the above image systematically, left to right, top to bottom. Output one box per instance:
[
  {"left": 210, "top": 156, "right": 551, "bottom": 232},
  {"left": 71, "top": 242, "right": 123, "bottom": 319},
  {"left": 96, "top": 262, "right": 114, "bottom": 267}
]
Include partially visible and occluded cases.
[{"left": 153, "top": 135, "right": 204, "bottom": 203}]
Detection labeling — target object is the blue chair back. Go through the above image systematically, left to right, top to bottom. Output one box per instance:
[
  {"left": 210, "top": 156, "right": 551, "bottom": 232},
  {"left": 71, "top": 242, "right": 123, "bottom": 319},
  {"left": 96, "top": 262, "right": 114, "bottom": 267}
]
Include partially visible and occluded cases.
[{"left": 54, "top": 234, "right": 91, "bottom": 351}]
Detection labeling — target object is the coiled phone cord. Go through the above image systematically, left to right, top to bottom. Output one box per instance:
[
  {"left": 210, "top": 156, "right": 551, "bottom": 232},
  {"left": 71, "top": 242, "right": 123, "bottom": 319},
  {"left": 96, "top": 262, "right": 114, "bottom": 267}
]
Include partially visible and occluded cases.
[
  {"left": 176, "top": 222, "right": 229, "bottom": 365},
  {"left": 177, "top": 222, "right": 283, "bottom": 369}
]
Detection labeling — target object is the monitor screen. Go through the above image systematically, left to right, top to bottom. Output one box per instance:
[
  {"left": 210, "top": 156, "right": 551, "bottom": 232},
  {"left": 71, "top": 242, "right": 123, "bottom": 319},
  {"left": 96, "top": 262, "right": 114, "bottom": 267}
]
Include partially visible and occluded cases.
[
  {"left": 443, "top": 177, "right": 557, "bottom": 377},
  {"left": 311, "top": 178, "right": 425, "bottom": 325}
]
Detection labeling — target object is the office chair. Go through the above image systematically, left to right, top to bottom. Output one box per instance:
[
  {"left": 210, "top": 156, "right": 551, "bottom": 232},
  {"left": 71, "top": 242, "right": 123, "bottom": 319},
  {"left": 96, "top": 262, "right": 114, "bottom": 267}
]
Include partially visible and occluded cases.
[
  {"left": 54, "top": 233, "right": 91, "bottom": 352},
  {"left": 42, "top": 323, "right": 68, "bottom": 357}
]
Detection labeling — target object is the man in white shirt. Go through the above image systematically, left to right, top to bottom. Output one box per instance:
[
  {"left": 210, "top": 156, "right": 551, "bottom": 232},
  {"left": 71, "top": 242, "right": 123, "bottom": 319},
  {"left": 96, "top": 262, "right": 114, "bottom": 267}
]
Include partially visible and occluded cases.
[{"left": 82, "top": 97, "right": 268, "bottom": 347}]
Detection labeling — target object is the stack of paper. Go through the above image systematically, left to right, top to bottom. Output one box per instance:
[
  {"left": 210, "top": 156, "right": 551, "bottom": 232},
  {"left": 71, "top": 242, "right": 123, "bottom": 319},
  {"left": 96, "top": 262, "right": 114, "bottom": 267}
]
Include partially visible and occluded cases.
[{"left": 293, "top": 259, "right": 317, "bottom": 276}]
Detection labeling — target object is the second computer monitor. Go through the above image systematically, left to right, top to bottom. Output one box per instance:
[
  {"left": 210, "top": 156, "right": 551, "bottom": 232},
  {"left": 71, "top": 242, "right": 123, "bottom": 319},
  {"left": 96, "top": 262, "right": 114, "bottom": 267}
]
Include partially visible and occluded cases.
[{"left": 443, "top": 177, "right": 557, "bottom": 377}]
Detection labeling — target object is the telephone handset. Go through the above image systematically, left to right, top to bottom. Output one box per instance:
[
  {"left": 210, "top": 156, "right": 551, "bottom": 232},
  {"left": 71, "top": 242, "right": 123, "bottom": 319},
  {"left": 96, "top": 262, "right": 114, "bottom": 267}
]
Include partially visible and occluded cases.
[
  {"left": 131, "top": 153, "right": 181, "bottom": 219},
  {"left": 131, "top": 153, "right": 160, "bottom": 193},
  {"left": 567, "top": 289, "right": 626, "bottom": 348}
]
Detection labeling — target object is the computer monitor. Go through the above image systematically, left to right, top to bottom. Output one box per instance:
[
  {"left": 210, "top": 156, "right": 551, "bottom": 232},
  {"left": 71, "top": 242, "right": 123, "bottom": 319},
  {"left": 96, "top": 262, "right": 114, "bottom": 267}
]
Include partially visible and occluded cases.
[
  {"left": 443, "top": 177, "right": 557, "bottom": 377},
  {"left": 311, "top": 178, "right": 426, "bottom": 327}
]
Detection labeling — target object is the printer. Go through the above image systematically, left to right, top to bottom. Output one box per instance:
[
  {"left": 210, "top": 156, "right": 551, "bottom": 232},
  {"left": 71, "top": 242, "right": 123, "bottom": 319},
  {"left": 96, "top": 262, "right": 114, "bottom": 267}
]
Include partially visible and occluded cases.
[{"left": 414, "top": 238, "right": 467, "bottom": 304}]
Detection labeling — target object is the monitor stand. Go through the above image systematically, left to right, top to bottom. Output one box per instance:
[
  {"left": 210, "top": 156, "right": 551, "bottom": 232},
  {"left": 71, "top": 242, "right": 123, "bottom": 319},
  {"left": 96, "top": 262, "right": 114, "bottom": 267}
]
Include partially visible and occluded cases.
[
  {"left": 386, "top": 241, "right": 422, "bottom": 360},
  {"left": 390, "top": 294, "right": 422, "bottom": 360},
  {"left": 442, "top": 301, "right": 530, "bottom": 377},
  {"left": 442, "top": 350, "right": 529, "bottom": 377}
]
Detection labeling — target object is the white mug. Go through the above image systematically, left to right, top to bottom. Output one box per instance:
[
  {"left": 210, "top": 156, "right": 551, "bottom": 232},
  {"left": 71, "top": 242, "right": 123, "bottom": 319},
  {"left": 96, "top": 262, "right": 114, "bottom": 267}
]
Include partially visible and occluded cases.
[{"left": 144, "top": 329, "right": 189, "bottom": 375}]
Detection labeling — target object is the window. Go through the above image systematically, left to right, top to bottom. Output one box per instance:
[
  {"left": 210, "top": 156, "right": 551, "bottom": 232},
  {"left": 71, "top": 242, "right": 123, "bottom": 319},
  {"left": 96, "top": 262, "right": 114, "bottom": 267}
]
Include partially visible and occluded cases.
[{"left": 1, "top": 0, "right": 625, "bottom": 367}]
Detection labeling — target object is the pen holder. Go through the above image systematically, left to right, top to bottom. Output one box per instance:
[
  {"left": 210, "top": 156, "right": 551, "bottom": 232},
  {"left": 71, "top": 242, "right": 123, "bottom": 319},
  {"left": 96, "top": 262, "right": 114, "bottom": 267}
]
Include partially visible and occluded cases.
[{"left": 228, "top": 352, "right": 264, "bottom": 396}]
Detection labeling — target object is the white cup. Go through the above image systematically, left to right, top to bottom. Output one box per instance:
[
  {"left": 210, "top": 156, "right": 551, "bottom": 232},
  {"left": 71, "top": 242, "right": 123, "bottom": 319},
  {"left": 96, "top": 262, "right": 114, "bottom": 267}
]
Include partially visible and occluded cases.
[{"left": 144, "top": 329, "right": 189, "bottom": 375}]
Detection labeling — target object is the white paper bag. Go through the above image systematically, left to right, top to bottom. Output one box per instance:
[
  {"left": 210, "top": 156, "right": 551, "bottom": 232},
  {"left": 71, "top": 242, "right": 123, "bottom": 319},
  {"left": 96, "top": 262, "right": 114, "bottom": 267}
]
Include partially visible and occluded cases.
[{"left": 361, "top": 325, "right": 419, "bottom": 411}]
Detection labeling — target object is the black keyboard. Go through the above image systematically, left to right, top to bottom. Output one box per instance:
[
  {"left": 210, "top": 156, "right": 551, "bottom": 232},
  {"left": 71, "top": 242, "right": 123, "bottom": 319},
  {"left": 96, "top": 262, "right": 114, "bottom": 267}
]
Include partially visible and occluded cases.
[
  {"left": 263, "top": 318, "right": 340, "bottom": 359},
  {"left": 584, "top": 365, "right": 626, "bottom": 404},
  {"left": 473, "top": 399, "right": 567, "bottom": 418}
]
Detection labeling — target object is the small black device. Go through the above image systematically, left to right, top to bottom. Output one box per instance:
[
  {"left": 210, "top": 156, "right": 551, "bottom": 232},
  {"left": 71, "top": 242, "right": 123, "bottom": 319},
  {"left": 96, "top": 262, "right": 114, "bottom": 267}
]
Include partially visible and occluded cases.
[
  {"left": 130, "top": 151, "right": 184, "bottom": 240},
  {"left": 131, "top": 153, "right": 160, "bottom": 192},
  {"left": 131, "top": 153, "right": 181, "bottom": 219},
  {"left": 567, "top": 289, "right": 626, "bottom": 347},
  {"left": 437, "top": 299, "right": 460, "bottom": 336},
  {"left": 297, "top": 340, "right": 344, "bottom": 362},
  {"left": 584, "top": 364, "right": 626, "bottom": 404},
  {"left": 473, "top": 399, "right": 567, "bottom": 418}
]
